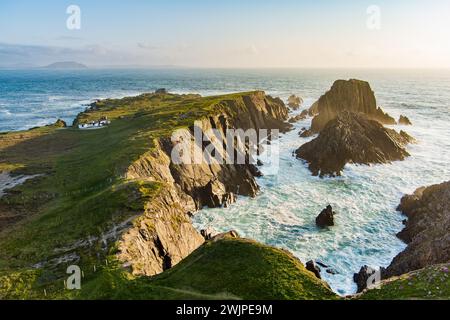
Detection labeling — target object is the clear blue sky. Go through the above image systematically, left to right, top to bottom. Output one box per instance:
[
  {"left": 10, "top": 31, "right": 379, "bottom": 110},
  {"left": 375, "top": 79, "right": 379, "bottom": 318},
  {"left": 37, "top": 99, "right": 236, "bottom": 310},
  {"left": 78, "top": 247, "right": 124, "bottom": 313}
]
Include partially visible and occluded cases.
[{"left": 1, "top": 0, "right": 449, "bottom": 68}]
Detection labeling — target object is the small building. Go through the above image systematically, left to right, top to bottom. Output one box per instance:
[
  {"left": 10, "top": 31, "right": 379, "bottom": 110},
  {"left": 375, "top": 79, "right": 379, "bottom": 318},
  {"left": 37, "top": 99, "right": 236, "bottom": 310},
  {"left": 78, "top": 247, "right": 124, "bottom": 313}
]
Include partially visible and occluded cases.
[{"left": 78, "top": 116, "right": 111, "bottom": 129}]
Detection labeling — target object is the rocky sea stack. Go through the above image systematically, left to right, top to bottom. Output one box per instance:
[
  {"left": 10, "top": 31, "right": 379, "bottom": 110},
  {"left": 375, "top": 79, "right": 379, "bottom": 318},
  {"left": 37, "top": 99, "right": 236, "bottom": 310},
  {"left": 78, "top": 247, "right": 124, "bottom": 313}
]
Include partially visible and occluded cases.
[
  {"left": 310, "top": 79, "right": 396, "bottom": 133},
  {"left": 287, "top": 94, "right": 303, "bottom": 110},
  {"left": 296, "top": 111, "right": 414, "bottom": 176},
  {"left": 316, "top": 205, "right": 336, "bottom": 227}
]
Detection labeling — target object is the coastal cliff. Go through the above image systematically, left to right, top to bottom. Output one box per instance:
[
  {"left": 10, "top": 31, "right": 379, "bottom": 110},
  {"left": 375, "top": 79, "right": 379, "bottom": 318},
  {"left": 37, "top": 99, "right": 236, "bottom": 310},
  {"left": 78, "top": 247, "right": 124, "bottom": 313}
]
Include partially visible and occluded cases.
[
  {"left": 0, "top": 91, "right": 290, "bottom": 279},
  {"left": 116, "top": 92, "right": 290, "bottom": 275},
  {"left": 385, "top": 181, "right": 450, "bottom": 277}
]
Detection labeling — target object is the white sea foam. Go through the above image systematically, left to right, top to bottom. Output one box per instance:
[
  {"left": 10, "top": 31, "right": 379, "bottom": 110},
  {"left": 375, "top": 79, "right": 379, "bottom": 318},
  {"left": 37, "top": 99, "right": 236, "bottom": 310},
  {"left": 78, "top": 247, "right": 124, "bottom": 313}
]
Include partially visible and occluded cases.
[{"left": 193, "top": 92, "right": 450, "bottom": 295}]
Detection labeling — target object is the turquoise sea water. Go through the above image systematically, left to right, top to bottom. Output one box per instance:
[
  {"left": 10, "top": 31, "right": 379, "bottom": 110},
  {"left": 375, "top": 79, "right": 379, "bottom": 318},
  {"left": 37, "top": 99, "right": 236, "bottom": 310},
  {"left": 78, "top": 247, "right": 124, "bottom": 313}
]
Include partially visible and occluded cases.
[{"left": 1, "top": 68, "right": 450, "bottom": 295}]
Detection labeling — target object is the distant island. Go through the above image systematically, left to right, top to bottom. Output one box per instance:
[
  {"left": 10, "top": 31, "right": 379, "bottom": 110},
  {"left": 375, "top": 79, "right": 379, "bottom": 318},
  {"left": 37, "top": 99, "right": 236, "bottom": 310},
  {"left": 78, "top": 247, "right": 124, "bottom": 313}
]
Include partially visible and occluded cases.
[{"left": 43, "top": 61, "right": 88, "bottom": 69}]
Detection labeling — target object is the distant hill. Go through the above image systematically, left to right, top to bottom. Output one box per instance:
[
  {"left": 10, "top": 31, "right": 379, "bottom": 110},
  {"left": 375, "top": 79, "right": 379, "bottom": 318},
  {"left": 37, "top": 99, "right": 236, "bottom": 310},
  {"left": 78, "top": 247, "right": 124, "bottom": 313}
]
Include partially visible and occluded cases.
[{"left": 44, "top": 61, "right": 88, "bottom": 69}]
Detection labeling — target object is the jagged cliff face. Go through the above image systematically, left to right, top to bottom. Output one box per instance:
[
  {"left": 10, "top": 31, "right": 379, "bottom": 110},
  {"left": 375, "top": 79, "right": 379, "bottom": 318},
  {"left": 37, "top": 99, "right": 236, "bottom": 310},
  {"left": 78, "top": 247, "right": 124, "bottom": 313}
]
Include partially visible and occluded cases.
[
  {"left": 310, "top": 79, "right": 396, "bottom": 132},
  {"left": 117, "top": 92, "right": 290, "bottom": 276},
  {"left": 385, "top": 181, "right": 450, "bottom": 277}
]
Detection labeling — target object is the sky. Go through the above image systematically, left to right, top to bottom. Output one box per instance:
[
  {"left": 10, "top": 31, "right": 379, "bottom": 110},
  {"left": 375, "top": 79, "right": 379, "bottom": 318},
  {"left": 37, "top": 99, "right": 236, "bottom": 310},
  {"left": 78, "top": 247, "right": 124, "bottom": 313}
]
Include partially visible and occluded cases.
[{"left": 1, "top": 0, "right": 450, "bottom": 68}]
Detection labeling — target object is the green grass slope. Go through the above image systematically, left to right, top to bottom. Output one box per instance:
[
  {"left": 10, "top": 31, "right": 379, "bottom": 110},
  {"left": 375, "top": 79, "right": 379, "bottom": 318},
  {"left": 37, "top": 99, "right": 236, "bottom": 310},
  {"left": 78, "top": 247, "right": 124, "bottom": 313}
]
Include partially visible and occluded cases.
[
  {"left": 0, "top": 91, "right": 259, "bottom": 269},
  {"left": 0, "top": 237, "right": 337, "bottom": 300}
]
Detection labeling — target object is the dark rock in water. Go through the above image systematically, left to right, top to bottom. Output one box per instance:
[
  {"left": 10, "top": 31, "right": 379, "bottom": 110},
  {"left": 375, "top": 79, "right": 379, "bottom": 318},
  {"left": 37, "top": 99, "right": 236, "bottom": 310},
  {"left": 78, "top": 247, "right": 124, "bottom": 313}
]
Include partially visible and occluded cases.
[
  {"left": 310, "top": 79, "right": 396, "bottom": 133},
  {"left": 155, "top": 88, "right": 168, "bottom": 94},
  {"left": 287, "top": 95, "right": 303, "bottom": 110},
  {"left": 300, "top": 109, "right": 309, "bottom": 118},
  {"left": 296, "top": 111, "right": 414, "bottom": 177},
  {"left": 288, "top": 113, "right": 307, "bottom": 123},
  {"left": 398, "top": 115, "right": 412, "bottom": 125},
  {"left": 299, "top": 128, "right": 314, "bottom": 138},
  {"left": 256, "top": 159, "right": 263, "bottom": 167},
  {"left": 248, "top": 164, "right": 263, "bottom": 177},
  {"left": 384, "top": 181, "right": 450, "bottom": 278},
  {"left": 316, "top": 205, "right": 336, "bottom": 227},
  {"left": 306, "top": 260, "right": 321, "bottom": 279},
  {"left": 316, "top": 261, "right": 329, "bottom": 268},
  {"left": 353, "top": 266, "right": 377, "bottom": 293},
  {"left": 326, "top": 268, "right": 338, "bottom": 275},
  {"left": 326, "top": 269, "right": 338, "bottom": 275}
]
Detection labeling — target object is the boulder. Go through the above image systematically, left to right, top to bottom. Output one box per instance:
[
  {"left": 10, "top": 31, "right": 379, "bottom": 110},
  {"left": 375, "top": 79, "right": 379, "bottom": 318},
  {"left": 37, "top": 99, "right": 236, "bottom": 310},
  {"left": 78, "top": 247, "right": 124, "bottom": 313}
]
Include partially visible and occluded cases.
[
  {"left": 310, "top": 79, "right": 396, "bottom": 133},
  {"left": 155, "top": 88, "right": 168, "bottom": 94},
  {"left": 287, "top": 95, "right": 303, "bottom": 110},
  {"left": 296, "top": 111, "right": 414, "bottom": 176},
  {"left": 288, "top": 114, "right": 307, "bottom": 123},
  {"left": 398, "top": 115, "right": 412, "bottom": 125},
  {"left": 298, "top": 128, "right": 314, "bottom": 138},
  {"left": 316, "top": 205, "right": 336, "bottom": 227},
  {"left": 200, "top": 227, "right": 217, "bottom": 240},
  {"left": 211, "top": 230, "right": 240, "bottom": 242},
  {"left": 306, "top": 260, "right": 321, "bottom": 279},
  {"left": 353, "top": 266, "right": 377, "bottom": 293},
  {"left": 326, "top": 268, "right": 338, "bottom": 275}
]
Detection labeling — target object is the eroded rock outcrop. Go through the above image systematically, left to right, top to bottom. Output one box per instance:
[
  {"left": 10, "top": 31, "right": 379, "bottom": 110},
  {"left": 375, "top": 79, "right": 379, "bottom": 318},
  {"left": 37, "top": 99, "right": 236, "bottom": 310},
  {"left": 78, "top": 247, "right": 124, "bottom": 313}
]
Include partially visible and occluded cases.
[
  {"left": 310, "top": 79, "right": 396, "bottom": 133},
  {"left": 117, "top": 92, "right": 290, "bottom": 276},
  {"left": 287, "top": 95, "right": 303, "bottom": 110},
  {"left": 296, "top": 112, "right": 414, "bottom": 176},
  {"left": 288, "top": 113, "right": 307, "bottom": 123},
  {"left": 398, "top": 115, "right": 412, "bottom": 125},
  {"left": 385, "top": 181, "right": 450, "bottom": 277},
  {"left": 316, "top": 205, "right": 336, "bottom": 227},
  {"left": 306, "top": 260, "right": 322, "bottom": 279},
  {"left": 353, "top": 265, "right": 380, "bottom": 293}
]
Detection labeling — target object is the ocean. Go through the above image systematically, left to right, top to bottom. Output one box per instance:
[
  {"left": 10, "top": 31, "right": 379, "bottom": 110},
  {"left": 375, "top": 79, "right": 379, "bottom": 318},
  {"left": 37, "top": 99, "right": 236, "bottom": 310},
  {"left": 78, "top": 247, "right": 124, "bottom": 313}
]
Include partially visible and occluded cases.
[{"left": 1, "top": 68, "right": 450, "bottom": 295}]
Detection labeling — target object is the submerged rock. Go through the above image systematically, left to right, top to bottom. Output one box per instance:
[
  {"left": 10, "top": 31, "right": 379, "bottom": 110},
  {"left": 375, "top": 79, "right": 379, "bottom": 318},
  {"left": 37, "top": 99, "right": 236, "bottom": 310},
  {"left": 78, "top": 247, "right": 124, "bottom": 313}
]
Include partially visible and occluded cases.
[
  {"left": 310, "top": 79, "right": 396, "bottom": 133},
  {"left": 287, "top": 94, "right": 303, "bottom": 110},
  {"left": 296, "top": 111, "right": 414, "bottom": 176},
  {"left": 288, "top": 113, "right": 307, "bottom": 123},
  {"left": 398, "top": 115, "right": 412, "bottom": 125},
  {"left": 298, "top": 128, "right": 314, "bottom": 138},
  {"left": 248, "top": 164, "right": 263, "bottom": 177},
  {"left": 385, "top": 181, "right": 450, "bottom": 277},
  {"left": 316, "top": 205, "right": 336, "bottom": 227},
  {"left": 306, "top": 260, "right": 322, "bottom": 279},
  {"left": 326, "top": 268, "right": 338, "bottom": 275}
]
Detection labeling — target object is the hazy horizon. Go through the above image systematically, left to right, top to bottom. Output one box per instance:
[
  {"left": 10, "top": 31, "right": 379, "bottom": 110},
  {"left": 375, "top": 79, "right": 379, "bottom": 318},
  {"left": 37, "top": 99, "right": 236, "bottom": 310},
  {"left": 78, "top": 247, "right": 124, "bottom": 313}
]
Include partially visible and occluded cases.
[{"left": 1, "top": 0, "right": 450, "bottom": 69}]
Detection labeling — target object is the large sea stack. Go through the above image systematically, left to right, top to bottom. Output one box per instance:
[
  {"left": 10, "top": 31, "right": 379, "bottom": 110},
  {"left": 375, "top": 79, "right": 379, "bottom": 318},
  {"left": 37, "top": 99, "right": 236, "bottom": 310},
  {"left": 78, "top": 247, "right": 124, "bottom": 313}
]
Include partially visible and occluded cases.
[
  {"left": 310, "top": 79, "right": 396, "bottom": 133},
  {"left": 296, "top": 111, "right": 414, "bottom": 176}
]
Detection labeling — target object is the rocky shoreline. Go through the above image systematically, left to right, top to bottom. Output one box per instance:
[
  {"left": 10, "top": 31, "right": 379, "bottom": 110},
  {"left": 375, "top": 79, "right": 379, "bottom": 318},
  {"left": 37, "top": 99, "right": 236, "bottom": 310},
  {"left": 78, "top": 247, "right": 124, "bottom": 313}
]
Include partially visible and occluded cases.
[
  {"left": 0, "top": 83, "right": 448, "bottom": 300},
  {"left": 116, "top": 92, "right": 291, "bottom": 275}
]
